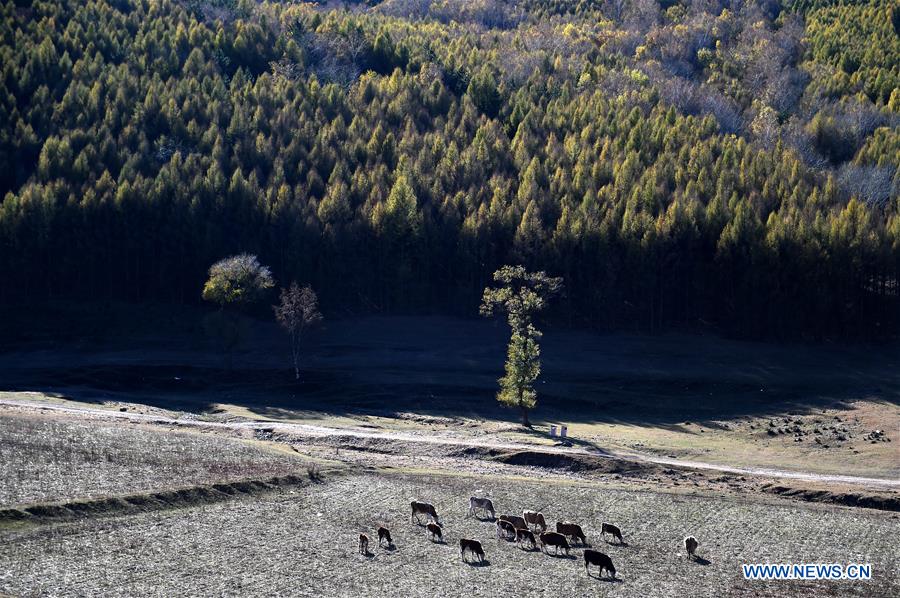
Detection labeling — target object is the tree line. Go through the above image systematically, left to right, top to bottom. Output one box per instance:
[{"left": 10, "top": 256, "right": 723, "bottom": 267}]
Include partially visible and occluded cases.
[{"left": 0, "top": 0, "right": 897, "bottom": 340}]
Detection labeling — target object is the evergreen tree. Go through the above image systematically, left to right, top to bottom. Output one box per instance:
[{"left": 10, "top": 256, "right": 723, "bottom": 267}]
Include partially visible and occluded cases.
[{"left": 480, "top": 266, "right": 563, "bottom": 426}]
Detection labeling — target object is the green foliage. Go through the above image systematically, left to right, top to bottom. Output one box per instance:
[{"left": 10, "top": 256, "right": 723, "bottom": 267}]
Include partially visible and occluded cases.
[
  {"left": 0, "top": 0, "right": 897, "bottom": 340},
  {"left": 804, "top": 0, "right": 899, "bottom": 105},
  {"left": 467, "top": 66, "right": 502, "bottom": 118},
  {"left": 202, "top": 254, "right": 275, "bottom": 309},
  {"left": 481, "top": 266, "right": 562, "bottom": 424},
  {"left": 497, "top": 327, "right": 541, "bottom": 418}
]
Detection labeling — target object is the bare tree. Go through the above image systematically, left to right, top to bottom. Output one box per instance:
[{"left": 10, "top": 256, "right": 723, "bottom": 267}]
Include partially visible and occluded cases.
[
  {"left": 838, "top": 165, "right": 898, "bottom": 209},
  {"left": 274, "top": 283, "right": 323, "bottom": 381}
]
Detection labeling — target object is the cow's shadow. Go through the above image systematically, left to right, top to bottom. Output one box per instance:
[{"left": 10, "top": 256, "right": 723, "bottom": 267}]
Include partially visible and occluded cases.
[
  {"left": 604, "top": 539, "right": 629, "bottom": 548},
  {"left": 380, "top": 544, "right": 397, "bottom": 552},
  {"left": 543, "top": 551, "right": 577, "bottom": 560},
  {"left": 691, "top": 556, "right": 711, "bottom": 566},
  {"left": 463, "top": 558, "right": 491, "bottom": 567},
  {"left": 587, "top": 571, "right": 622, "bottom": 582}
]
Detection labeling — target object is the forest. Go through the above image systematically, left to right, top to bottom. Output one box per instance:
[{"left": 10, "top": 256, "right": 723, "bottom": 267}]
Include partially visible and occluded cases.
[{"left": 0, "top": 0, "right": 897, "bottom": 339}]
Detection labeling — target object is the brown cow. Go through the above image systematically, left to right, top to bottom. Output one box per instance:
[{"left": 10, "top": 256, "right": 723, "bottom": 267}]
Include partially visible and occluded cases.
[
  {"left": 410, "top": 500, "right": 440, "bottom": 525},
  {"left": 523, "top": 510, "right": 547, "bottom": 532},
  {"left": 499, "top": 514, "right": 528, "bottom": 530},
  {"left": 496, "top": 519, "right": 517, "bottom": 540},
  {"left": 426, "top": 521, "right": 443, "bottom": 542},
  {"left": 556, "top": 521, "right": 588, "bottom": 546},
  {"left": 601, "top": 522, "right": 623, "bottom": 544},
  {"left": 377, "top": 526, "right": 393, "bottom": 547},
  {"left": 516, "top": 528, "right": 536, "bottom": 549},
  {"left": 539, "top": 531, "right": 570, "bottom": 556},
  {"left": 358, "top": 533, "right": 369, "bottom": 555},
  {"left": 684, "top": 536, "right": 699, "bottom": 559},
  {"left": 460, "top": 538, "right": 485, "bottom": 563},
  {"left": 584, "top": 549, "right": 616, "bottom": 578}
]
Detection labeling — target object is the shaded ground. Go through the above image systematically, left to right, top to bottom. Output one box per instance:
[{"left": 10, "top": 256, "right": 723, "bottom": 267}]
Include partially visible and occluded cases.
[
  {"left": 1, "top": 314, "right": 897, "bottom": 477},
  {"left": 1, "top": 472, "right": 897, "bottom": 597}
]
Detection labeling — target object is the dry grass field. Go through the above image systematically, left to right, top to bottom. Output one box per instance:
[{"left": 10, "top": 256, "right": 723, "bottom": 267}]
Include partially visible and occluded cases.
[
  {"left": 1, "top": 317, "right": 898, "bottom": 596},
  {"left": 0, "top": 409, "right": 308, "bottom": 507},
  {"left": 1, "top": 471, "right": 897, "bottom": 597}
]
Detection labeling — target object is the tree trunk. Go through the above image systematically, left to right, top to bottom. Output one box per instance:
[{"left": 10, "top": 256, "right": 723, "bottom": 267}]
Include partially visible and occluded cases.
[{"left": 521, "top": 405, "right": 531, "bottom": 427}]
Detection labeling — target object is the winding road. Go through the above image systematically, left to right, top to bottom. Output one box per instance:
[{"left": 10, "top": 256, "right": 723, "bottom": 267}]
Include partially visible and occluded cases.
[{"left": 1, "top": 397, "right": 897, "bottom": 490}]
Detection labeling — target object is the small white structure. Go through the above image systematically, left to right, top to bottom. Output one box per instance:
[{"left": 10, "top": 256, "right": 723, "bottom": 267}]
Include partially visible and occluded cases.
[
  {"left": 549, "top": 425, "right": 557, "bottom": 437},
  {"left": 560, "top": 425, "right": 568, "bottom": 438}
]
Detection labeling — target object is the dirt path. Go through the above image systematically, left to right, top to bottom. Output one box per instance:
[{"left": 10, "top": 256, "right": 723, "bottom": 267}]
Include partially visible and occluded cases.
[{"left": 1, "top": 397, "right": 897, "bottom": 489}]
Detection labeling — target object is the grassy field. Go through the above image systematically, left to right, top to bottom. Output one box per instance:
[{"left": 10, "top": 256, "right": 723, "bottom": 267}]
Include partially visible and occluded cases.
[
  {"left": 0, "top": 409, "right": 308, "bottom": 507},
  {"left": 1, "top": 471, "right": 897, "bottom": 597}
]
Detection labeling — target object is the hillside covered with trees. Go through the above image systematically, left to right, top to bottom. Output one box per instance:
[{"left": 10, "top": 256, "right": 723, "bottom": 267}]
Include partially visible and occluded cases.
[{"left": 1, "top": 0, "right": 897, "bottom": 339}]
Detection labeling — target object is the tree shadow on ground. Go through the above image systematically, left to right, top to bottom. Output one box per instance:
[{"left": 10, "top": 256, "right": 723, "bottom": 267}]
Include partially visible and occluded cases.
[{"left": 1, "top": 312, "right": 896, "bottom": 431}]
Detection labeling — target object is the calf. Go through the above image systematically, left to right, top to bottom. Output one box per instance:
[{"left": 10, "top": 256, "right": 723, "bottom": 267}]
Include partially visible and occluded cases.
[
  {"left": 468, "top": 496, "right": 495, "bottom": 519},
  {"left": 410, "top": 500, "right": 440, "bottom": 524},
  {"left": 523, "top": 510, "right": 547, "bottom": 532},
  {"left": 499, "top": 514, "right": 528, "bottom": 530},
  {"left": 496, "top": 519, "right": 517, "bottom": 540},
  {"left": 426, "top": 521, "right": 443, "bottom": 543},
  {"left": 556, "top": 521, "right": 588, "bottom": 546},
  {"left": 601, "top": 522, "right": 623, "bottom": 544},
  {"left": 377, "top": 526, "right": 393, "bottom": 547},
  {"left": 515, "top": 528, "right": 536, "bottom": 550},
  {"left": 539, "top": 531, "right": 570, "bottom": 556},
  {"left": 358, "top": 533, "right": 369, "bottom": 555},
  {"left": 684, "top": 536, "right": 699, "bottom": 559},
  {"left": 460, "top": 538, "right": 485, "bottom": 563},
  {"left": 584, "top": 549, "right": 616, "bottom": 579}
]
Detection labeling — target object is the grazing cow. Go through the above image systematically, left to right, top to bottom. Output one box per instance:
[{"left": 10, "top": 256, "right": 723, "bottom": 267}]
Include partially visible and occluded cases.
[
  {"left": 468, "top": 497, "right": 495, "bottom": 519},
  {"left": 410, "top": 500, "right": 440, "bottom": 524},
  {"left": 523, "top": 510, "right": 547, "bottom": 532},
  {"left": 499, "top": 514, "right": 528, "bottom": 530},
  {"left": 496, "top": 519, "right": 517, "bottom": 540},
  {"left": 426, "top": 521, "right": 443, "bottom": 542},
  {"left": 556, "top": 521, "right": 588, "bottom": 546},
  {"left": 601, "top": 522, "right": 623, "bottom": 544},
  {"left": 377, "top": 526, "right": 393, "bottom": 547},
  {"left": 515, "top": 528, "right": 536, "bottom": 549},
  {"left": 539, "top": 532, "right": 570, "bottom": 556},
  {"left": 358, "top": 533, "right": 369, "bottom": 555},
  {"left": 684, "top": 536, "right": 699, "bottom": 559},
  {"left": 460, "top": 538, "right": 485, "bottom": 563},
  {"left": 584, "top": 549, "right": 616, "bottom": 579}
]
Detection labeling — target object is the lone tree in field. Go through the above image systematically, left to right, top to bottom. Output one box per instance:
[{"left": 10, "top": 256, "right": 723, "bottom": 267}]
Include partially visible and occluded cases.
[
  {"left": 202, "top": 254, "right": 274, "bottom": 367},
  {"left": 480, "top": 266, "right": 562, "bottom": 426},
  {"left": 274, "top": 282, "right": 323, "bottom": 380}
]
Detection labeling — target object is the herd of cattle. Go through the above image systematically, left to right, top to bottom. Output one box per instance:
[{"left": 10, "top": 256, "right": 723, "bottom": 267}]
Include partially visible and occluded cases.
[{"left": 357, "top": 497, "right": 701, "bottom": 579}]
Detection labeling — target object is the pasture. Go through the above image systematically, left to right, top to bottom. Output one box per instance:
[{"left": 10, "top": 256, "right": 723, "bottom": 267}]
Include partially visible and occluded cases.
[
  {"left": 0, "top": 409, "right": 307, "bottom": 507},
  {"left": 1, "top": 471, "right": 897, "bottom": 597}
]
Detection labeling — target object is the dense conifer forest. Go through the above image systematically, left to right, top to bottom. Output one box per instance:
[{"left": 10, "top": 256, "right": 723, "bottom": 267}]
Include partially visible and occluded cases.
[{"left": 1, "top": 0, "right": 897, "bottom": 339}]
